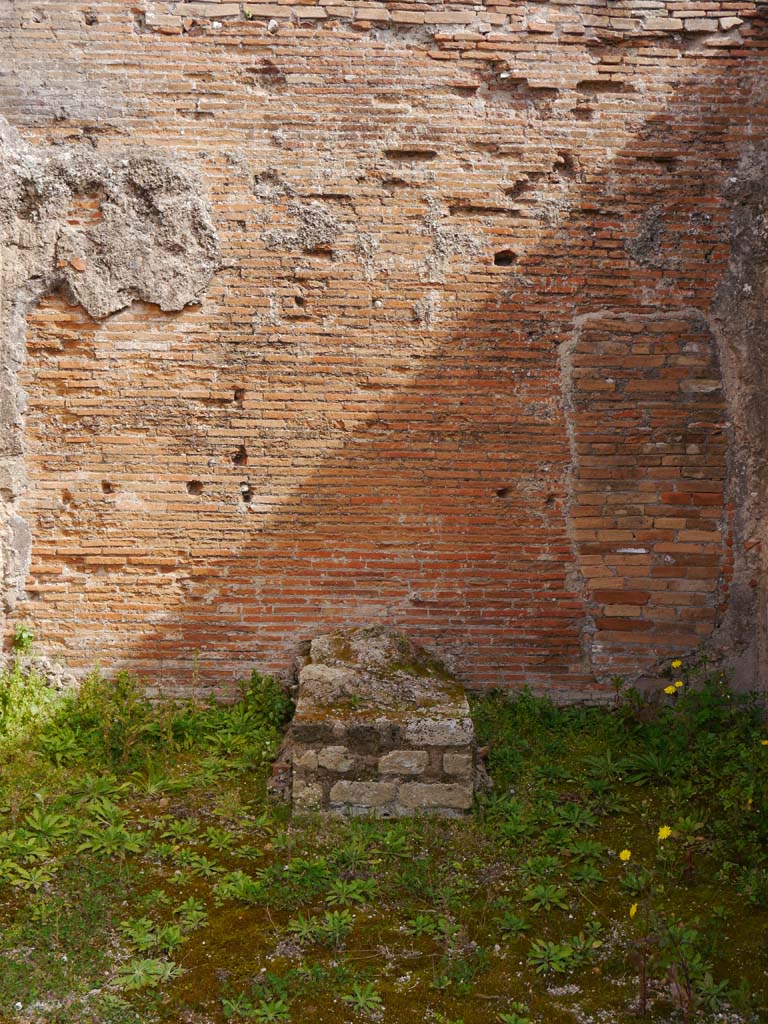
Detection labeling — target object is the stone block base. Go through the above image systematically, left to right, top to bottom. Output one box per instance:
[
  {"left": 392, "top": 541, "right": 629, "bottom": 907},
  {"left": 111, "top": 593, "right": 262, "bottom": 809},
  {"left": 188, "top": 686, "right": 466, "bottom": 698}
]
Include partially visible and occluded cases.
[{"left": 279, "top": 627, "right": 479, "bottom": 818}]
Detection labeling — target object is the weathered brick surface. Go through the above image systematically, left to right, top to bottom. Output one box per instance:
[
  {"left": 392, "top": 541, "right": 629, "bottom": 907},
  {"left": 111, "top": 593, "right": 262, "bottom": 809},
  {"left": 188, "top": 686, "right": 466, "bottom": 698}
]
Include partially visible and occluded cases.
[{"left": 1, "top": 1, "right": 766, "bottom": 696}]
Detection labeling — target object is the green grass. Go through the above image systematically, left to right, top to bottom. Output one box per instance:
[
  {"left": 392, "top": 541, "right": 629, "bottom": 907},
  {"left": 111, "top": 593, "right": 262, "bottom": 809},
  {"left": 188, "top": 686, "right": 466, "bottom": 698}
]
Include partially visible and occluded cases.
[{"left": 0, "top": 652, "right": 766, "bottom": 1024}]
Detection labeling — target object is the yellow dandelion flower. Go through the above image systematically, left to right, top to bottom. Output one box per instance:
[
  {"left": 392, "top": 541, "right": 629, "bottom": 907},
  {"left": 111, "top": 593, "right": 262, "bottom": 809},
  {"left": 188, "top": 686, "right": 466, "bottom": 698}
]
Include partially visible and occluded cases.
[
  {"left": 671, "top": 659, "right": 682, "bottom": 669},
  {"left": 674, "top": 680, "right": 684, "bottom": 689},
  {"left": 664, "top": 685, "right": 676, "bottom": 695},
  {"left": 761, "top": 740, "right": 768, "bottom": 746},
  {"left": 658, "top": 825, "right": 672, "bottom": 841},
  {"left": 619, "top": 849, "right": 631, "bottom": 862},
  {"left": 629, "top": 903, "right": 638, "bottom": 918}
]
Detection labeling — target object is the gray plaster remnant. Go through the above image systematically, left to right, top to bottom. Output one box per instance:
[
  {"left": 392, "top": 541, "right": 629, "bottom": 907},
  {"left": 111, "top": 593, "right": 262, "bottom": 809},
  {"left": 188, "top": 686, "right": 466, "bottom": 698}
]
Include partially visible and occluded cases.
[
  {"left": 0, "top": 116, "right": 219, "bottom": 621},
  {"left": 709, "top": 146, "right": 768, "bottom": 691},
  {"left": 252, "top": 168, "right": 296, "bottom": 202},
  {"left": 421, "top": 198, "right": 482, "bottom": 284},
  {"left": 262, "top": 200, "right": 343, "bottom": 253},
  {"left": 624, "top": 207, "right": 672, "bottom": 269},
  {"left": 354, "top": 232, "right": 378, "bottom": 281},
  {"left": 413, "top": 290, "right": 440, "bottom": 329}
]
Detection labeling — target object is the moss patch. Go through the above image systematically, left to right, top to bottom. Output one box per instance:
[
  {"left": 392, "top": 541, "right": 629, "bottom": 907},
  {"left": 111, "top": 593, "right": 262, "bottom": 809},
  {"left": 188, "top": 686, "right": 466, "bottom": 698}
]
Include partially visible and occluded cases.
[{"left": 0, "top": 661, "right": 766, "bottom": 1023}]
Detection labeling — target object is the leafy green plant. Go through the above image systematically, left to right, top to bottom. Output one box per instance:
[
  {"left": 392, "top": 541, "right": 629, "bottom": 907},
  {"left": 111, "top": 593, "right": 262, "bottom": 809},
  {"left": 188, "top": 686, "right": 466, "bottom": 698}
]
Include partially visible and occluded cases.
[
  {"left": 12, "top": 623, "right": 35, "bottom": 653},
  {"left": 0, "top": 659, "right": 58, "bottom": 746},
  {"left": 623, "top": 748, "right": 680, "bottom": 786},
  {"left": 129, "top": 763, "right": 177, "bottom": 796},
  {"left": 70, "top": 772, "right": 128, "bottom": 805},
  {"left": 554, "top": 803, "right": 596, "bottom": 831},
  {"left": 23, "top": 806, "right": 73, "bottom": 843},
  {"left": 161, "top": 818, "right": 197, "bottom": 841},
  {"left": 77, "top": 824, "right": 145, "bottom": 858},
  {"left": 204, "top": 825, "right": 237, "bottom": 852},
  {"left": 0, "top": 829, "right": 49, "bottom": 862},
  {"left": 567, "top": 838, "right": 605, "bottom": 863},
  {"left": 187, "top": 852, "right": 222, "bottom": 878},
  {"left": 520, "top": 854, "right": 561, "bottom": 882},
  {"left": 6, "top": 863, "right": 56, "bottom": 891},
  {"left": 569, "top": 863, "right": 604, "bottom": 886},
  {"left": 619, "top": 865, "right": 652, "bottom": 897},
  {"left": 736, "top": 866, "right": 768, "bottom": 907},
  {"left": 215, "top": 869, "right": 266, "bottom": 905},
  {"left": 325, "top": 877, "right": 377, "bottom": 906},
  {"left": 522, "top": 883, "right": 569, "bottom": 912},
  {"left": 175, "top": 896, "right": 208, "bottom": 931},
  {"left": 287, "top": 909, "right": 354, "bottom": 948},
  {"left": 318, "top": 909, "right": 354, "bottom": 948},
  {"left": 497, "top": 911, "right": 529, "bottom": 937},
  {"left": 286, "top": 912, "right": 319, "bottom": 943},
  {"left": 406, "top": 912, "right": 440, "bottom": 938},
  {"left": 119, "top": 916, "right": 156, "bottom": 951},
  {"left": 156, "top": 923, "right": 185, "bottom": 954},
  {"left": 568, "top": 927, "right": 603, "bottom": 965},
  {"left": 527, "top": 938, "right": 576, "bottom": 974},
  {"left": 116, "top": 957, "right": 183, "bottom": 989},
  {"left": 341, "top": 982, "right": 383, "bottom": 1014},
  {"left": 222, "top": 993, "right": 255, "bottom": 1019},
  {"left": 252, "top": 998, "right": 290, "bottom": 1023},
  {"left": 498, "top": 1006, "right": 532, "bottom": 1024}
]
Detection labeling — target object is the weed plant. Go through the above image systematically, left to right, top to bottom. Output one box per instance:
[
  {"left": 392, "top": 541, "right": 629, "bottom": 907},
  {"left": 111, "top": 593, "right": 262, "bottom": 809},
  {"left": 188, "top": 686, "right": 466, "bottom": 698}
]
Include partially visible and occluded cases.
[{"left": 0, "top": 648, "right": 766, "bottom": 1023}]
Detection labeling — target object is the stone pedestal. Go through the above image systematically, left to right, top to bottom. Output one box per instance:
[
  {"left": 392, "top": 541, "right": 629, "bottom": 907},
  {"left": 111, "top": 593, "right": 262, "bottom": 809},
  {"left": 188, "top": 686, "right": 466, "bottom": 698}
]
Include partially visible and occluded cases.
[{"left": 278, "top": 627, "right": 478, "bottom": 818}]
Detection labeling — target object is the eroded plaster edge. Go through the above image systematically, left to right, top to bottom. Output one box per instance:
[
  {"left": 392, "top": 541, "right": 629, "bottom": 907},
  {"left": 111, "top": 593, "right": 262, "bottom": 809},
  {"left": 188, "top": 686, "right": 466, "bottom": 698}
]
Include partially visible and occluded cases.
[{"left": 0, "top": 116, "right": 220, "bottom": 638}]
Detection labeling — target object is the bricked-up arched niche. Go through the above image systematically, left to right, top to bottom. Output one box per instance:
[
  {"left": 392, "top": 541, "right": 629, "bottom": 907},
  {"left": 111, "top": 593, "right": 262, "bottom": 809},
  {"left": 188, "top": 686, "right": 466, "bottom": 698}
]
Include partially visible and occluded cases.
[{"left": 3, "top": 3, "right": 767, "bottom": 698}]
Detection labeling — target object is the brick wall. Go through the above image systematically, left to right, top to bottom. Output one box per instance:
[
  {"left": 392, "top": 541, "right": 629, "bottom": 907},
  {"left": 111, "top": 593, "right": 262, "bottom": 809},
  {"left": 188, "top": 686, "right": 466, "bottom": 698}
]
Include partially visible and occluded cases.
[{"left": 2, "top": 1, "right": 766, "bottom": 697}]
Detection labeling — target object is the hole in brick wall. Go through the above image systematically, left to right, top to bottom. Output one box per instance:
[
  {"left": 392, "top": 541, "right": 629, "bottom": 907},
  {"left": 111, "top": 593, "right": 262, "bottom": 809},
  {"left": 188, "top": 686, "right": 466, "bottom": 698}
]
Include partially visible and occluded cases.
[
  {"left": 84, "top": 10, "right": 98, "bottom": 25},
  {"left": 243, "top": 61, "right": 287, "bottom": 90},
  {"left": 487, "top": 76, "right": 559, "bottom": 104},
  {"left": 576, "top": 79, "right": 635, "bottom": 95},
  {"left": 572, "top": 106, "right": 594, "bottom": 121},
  {"left": 384, "top": 148, "right": 438, "bottom": 162},
  {"left": 553, "top": 151, "right": 578, "bottom": 179},
  {"left": 636, "top": 155, "right": 679, "bottom": 172},
  {"left": 381, "top": 176, "right": 410, "bottom": 190},
  {"left": 503, "top": 180, "right": 535, "bottom": 199},
  {"left": 304, "top": 192, "right": 353, "bottom": 205},
  {"left": 449, "top": 200, "right": 519, "bottom": 217},
  {"left": 493, "top": 250, "right": 517, "bottom": 267},
  {"left": 294, "top": 294, "right": 305, "bottom": 307},
  {"left": 233, "top": 388, "right": 245, "bottom": 404},
  {"left": 232, "top": 445, "right": 248, "bottom": 467},
  {"left": 101, "top": 480, "right": 115, "bottom": 494},
  {"left": 186, "top": 480, "right": 204, "bottom": 495},
  {"left": 240, "top": 482, "right": 253, "bottom": 503},
  {"left": 495, "top": 487, "right": 511, "bottom": 499},
  {"left": 61, "top": 489, "right": 73, "bottom": 505},
  {"left": 545, "top": 494, "right": 555, "bottom": 507}
]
